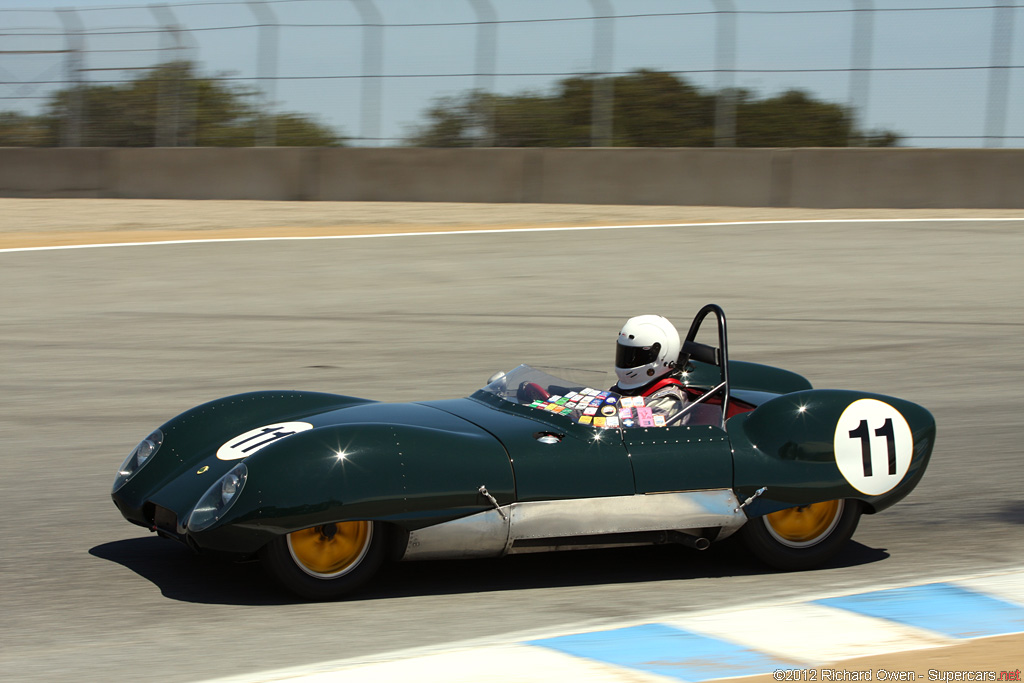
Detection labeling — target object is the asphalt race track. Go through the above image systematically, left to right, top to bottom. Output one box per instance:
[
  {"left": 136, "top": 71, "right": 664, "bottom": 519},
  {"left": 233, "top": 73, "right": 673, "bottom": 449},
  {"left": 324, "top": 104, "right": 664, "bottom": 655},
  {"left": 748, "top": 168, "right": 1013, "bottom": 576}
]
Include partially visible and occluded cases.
[{"left": 2, "top": 216, "right": 1023, "bottom": 681}]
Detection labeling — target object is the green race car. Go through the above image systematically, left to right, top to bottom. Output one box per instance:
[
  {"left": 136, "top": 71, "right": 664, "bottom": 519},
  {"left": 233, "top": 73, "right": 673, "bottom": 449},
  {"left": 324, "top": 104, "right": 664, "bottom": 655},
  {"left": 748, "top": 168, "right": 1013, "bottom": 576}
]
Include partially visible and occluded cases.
[{"left": 111, "top": 304, "right": 934, "bottom": 600}]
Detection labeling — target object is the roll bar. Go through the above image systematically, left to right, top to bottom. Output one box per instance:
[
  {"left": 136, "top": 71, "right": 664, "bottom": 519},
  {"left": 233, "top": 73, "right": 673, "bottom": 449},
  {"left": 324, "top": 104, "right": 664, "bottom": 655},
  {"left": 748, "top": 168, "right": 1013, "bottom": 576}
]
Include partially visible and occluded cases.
[{"left": 666, "top": 304, "right": 730, "bottom": 425}]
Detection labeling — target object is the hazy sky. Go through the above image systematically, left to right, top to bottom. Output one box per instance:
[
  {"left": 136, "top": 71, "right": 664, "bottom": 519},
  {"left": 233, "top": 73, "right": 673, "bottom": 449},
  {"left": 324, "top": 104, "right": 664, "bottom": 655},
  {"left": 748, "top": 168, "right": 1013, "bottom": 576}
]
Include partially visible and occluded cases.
[{"left": 1, "top": 0, "right": 1021, "bottom": 147}]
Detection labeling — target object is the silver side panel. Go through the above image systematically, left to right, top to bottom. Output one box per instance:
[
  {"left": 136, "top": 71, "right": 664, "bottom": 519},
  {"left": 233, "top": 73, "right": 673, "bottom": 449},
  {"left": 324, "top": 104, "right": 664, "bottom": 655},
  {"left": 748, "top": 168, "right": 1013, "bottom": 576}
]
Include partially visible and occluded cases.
[
  {"left": 402, "top": 489, "right": 746, "bottom": 561},
  {"left": 403, "top": 508, "right": 510, "bottom": 560}
]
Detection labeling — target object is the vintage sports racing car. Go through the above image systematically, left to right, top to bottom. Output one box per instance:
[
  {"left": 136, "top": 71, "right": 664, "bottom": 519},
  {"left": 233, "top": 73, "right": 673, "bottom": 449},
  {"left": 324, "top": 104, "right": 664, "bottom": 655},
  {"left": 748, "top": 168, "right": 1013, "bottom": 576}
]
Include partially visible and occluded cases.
[{"left": 112, "top": 305, "right": 934, "bottom": 600}]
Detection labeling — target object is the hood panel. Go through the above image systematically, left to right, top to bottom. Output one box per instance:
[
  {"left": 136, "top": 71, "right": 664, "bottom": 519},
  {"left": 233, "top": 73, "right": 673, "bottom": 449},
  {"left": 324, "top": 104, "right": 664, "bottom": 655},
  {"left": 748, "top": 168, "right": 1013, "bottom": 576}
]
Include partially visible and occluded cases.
[
  {"left": 115, "top": 391, "right": 373, "bottom": 517},
  {"left": 114, "top": 393, "right": 517, "bottom": 554}
]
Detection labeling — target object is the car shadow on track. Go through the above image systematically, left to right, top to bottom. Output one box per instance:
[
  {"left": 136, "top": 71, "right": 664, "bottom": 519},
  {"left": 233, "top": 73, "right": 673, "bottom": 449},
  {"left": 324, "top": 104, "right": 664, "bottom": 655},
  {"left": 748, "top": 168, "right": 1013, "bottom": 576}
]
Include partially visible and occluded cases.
[
  {"left": 89, "top": 536, "right": 889, "bottom": 605},
  {"left": 89, "top": 537, "right": 288, "bottom": 605}
]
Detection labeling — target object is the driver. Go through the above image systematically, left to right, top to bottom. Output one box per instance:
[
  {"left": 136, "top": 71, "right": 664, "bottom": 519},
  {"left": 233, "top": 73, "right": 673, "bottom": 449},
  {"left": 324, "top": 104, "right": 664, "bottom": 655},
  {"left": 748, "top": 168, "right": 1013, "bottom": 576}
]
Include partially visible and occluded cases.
[{"left": 612, "top": 314, "right": 687, "bottom": 420}]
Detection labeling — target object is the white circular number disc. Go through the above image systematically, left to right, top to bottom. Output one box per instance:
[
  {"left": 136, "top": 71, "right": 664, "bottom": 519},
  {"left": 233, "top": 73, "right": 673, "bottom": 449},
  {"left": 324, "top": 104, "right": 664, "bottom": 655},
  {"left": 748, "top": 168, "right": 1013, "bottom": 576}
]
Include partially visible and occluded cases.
[
  {"left": 833, "top": 399, "right": 913, "bottom": 495},
  {"left": 216, "top": 422, "right": 313, "bottom": 460}
]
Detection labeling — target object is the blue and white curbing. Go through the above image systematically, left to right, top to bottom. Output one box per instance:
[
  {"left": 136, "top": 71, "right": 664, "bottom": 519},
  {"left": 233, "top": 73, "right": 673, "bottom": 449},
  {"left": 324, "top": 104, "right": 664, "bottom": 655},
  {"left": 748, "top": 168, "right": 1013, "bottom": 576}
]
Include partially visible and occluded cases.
[{"left": 203, "top": 567, "right": 1024, "bottom": 683}]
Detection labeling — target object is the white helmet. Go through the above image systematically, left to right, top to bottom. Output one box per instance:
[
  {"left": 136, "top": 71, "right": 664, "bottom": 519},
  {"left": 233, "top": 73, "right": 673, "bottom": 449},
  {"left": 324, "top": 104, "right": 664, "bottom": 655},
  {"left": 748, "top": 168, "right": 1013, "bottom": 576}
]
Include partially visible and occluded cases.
[{"left": 614, "top": 315, "right": 681, "bottom": 391}]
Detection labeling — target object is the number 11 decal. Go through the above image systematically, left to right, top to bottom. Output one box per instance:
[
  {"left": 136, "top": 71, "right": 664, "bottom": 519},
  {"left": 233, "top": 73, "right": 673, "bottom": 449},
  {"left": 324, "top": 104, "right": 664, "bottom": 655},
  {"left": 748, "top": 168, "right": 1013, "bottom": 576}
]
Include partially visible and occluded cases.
[
  {"left": 834, "top": 400, "right": 912, "bottom": 495},
  {"left": 848, "top": 417, "right": 897, "bottom": 477},
  {"left": 217, "top": 422, "right": 314, "bottom": 460}
]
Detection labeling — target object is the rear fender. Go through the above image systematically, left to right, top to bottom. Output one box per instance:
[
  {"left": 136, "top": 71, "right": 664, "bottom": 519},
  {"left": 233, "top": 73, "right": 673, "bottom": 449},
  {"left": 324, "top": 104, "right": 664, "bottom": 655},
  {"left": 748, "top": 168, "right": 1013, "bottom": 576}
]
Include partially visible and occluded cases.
[
  {"left": 683, "top": 359, "right": 812, "bottom": 395},
  {"left": 729, "top": 360, "right": 813, "bottom": 394},
  {"left": 730, "top": 389, "right": 935, "bottom": 517}
]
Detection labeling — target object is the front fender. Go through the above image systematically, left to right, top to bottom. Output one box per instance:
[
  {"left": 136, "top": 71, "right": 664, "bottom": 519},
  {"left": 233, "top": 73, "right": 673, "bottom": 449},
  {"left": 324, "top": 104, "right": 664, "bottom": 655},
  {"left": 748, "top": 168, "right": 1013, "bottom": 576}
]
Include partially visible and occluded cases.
[
  {"left": 729, "top": 389, "right": 935, "bottom": 517},
  {"left": 112, "top": 390, "right": 374, "bottom": 525},
  {"left": 193, "top": 416, "right": 515, "bottom": 555}
]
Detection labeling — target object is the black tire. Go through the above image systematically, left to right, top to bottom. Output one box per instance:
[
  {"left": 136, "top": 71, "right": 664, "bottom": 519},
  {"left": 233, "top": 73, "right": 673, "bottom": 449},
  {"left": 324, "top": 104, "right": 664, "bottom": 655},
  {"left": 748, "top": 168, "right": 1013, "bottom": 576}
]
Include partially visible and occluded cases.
[
  {"left": 740, "top": 499, "right": 860, "bottom": 571},
  {"left": 260, "top": 520, "right": 386, "bottom": 600}
]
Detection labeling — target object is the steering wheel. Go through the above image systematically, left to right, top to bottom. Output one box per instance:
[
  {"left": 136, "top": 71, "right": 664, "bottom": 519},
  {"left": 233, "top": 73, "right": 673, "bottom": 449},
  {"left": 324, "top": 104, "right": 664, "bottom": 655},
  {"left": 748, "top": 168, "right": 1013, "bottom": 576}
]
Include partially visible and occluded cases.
[{"left": 516, "top": 381, "right": 551, "bottom": 403}]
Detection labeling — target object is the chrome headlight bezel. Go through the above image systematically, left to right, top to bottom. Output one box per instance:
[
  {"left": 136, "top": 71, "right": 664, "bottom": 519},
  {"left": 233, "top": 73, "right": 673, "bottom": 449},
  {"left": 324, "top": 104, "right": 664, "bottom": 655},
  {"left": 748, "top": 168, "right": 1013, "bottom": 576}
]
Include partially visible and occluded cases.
[
  {"left": 112, "top": 429, "right": 164, "bottom": 493},
  {"left": 187, "top": 463, "right": 248, "bottom": 533}
]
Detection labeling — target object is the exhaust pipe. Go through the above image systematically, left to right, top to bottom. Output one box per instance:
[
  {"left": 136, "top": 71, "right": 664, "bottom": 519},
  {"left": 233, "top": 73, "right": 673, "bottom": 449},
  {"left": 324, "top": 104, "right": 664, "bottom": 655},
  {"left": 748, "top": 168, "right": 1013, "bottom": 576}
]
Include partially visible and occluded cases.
[{"left": 668, "top": 530, "right": 710, "bottom": 550}]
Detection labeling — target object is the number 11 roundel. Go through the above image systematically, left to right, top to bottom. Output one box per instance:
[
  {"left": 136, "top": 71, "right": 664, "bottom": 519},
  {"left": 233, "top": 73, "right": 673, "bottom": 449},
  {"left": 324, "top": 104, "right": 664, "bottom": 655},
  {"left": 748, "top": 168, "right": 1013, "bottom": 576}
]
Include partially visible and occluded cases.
[{"left": 833, "top": 399, "right": 913, "bottom": 495}]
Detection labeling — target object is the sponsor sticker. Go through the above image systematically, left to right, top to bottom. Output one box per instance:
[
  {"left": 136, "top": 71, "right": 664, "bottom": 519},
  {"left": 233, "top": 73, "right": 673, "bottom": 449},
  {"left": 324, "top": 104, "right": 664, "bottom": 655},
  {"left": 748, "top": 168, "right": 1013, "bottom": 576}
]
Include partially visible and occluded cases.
[
  {"left": 601, "top": 404, "right": 617, "bottom": 417},
  {"left": 584, "top": 406, "right": 598, "bottom": 416},
  {"left": 637, "top": 406, "right": 655, "bottom": 428},
  {"left": 619, "top": 407, "right": 633, "bottom": 420},
  {"left": 578, "top": 415, "right": 593, "bottom": 425},
  {"left": 653, "top": 415, "right": 666, "bottom": 427}
]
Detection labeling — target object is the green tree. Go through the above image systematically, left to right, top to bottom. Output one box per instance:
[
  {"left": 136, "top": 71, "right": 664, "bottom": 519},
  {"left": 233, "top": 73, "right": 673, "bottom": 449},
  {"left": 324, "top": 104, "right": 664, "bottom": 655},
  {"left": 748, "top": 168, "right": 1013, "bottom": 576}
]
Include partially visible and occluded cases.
[
  {"left": 0, "top": 61, "right": 342, "bottom": 147},
  {"left": 407, "top": 70, "right": 899, "bottom": 148},
  {"left": 408, "top": 90, "right": 568, "bottom": 147},
  {"left": 0, "top": 112, "right": 51, "bottom": 146}
]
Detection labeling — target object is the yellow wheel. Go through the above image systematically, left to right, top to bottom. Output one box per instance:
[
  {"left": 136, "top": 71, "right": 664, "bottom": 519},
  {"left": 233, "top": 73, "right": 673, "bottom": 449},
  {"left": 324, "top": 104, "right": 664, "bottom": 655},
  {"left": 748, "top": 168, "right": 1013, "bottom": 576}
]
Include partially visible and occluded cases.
[
  {"left": 740, "top": 499, "right": 861, "bottom": 571},
  {"left": 763, "top": 500, "right": 843, "bottom": 548},
  {"left": 260, "top": 520, "right": 386, "bottom": 600},
  {"left": 287, "top": 522, "right": 373, "bottom": 578}
]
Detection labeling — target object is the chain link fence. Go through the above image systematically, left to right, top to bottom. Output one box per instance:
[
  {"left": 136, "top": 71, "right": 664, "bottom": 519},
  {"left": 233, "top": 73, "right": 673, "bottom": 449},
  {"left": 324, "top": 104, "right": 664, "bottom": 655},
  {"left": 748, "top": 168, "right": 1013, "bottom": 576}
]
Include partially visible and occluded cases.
[{"left": 1, "top": 0, "right": 1020, "bottom": 147}]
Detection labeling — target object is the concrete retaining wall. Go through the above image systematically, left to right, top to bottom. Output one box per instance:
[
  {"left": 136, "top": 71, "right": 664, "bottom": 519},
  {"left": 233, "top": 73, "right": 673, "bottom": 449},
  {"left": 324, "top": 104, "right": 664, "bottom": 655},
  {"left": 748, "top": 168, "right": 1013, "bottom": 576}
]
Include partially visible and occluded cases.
[{"left": 1, "top": 147, "right": 1022, "bottom": 208}]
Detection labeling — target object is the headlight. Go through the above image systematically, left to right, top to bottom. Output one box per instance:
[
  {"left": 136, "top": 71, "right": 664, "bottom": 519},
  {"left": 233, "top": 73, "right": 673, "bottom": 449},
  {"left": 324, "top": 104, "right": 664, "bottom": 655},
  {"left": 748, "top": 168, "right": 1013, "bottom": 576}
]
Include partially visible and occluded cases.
[
  {"left": 112, "top": 429, "right": 163, "bottom": 493},
  {"left": 187, "top": 463, "right": 248, "bottom": 533}
]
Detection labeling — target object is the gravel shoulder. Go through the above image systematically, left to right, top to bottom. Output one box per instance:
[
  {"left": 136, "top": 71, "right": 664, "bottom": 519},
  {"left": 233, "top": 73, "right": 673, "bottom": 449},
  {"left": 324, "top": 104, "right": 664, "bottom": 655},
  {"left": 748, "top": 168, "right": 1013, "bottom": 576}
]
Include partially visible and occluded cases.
[{"left": 3, "top": 198, "right": 1023, "bottom": 249}]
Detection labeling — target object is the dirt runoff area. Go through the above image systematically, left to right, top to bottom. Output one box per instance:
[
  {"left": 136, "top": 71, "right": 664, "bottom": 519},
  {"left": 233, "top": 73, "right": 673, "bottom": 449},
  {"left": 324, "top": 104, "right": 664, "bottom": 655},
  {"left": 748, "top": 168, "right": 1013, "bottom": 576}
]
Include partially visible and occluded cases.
[
  {"left": 3, "top": 196, "right": 1022, "bottom": 674},
  {"left": 2, "top": 198, "right": 1024, "bottom": 250},
  {"left": 733, "top": 634, "right": 1022, "bottom": 683}
]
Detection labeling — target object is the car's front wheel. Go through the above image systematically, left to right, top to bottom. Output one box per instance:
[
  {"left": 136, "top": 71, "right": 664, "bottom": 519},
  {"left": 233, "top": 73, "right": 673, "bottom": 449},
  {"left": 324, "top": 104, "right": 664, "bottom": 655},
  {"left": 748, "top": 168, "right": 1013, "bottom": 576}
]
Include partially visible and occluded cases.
[
  {"left": 740, "top": 499, "right": 860, "bottom": 571},
  {"left": 260, "top": 520, "right": 386, "bottom": 600}
]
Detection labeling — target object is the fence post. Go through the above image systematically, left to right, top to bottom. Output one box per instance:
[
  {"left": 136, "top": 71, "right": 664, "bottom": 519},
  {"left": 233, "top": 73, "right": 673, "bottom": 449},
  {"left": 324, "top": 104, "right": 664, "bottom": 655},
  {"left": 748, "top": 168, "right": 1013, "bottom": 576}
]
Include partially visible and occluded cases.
[
  {"left": 246, "top": 0, "right": 279, "bottom": 146},
  {"left": 350, "top": 0, "right": 383, "bottom": 146},
  {"left": 468, "top": 0, "right": 497, "bottom": 147},
  {"left": 589, "top": 0, "right": 614, "bottom": 148},
  {"left": 713, "top": 0, "right": 736, "bottom": 147},
  {"left": 848, "top": 0, "right": 874, "bottom": 146},
  {"left": 984, "top": 0, "right": 1015, "bottom": 148},
  {"left": 149, "top": 5, "right": 189, "bottom": 147},
  {"left": 56, "top": 9, "right": 85, "bottom": 147}
]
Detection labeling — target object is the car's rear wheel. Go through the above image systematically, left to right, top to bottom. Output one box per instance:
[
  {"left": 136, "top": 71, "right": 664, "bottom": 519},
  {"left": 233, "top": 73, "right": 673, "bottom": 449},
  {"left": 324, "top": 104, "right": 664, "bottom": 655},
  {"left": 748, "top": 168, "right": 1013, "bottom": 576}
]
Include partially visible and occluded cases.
[
  {"left": 740, "top": 499, "right": 860, "bottom": 571},
  {"left": 260, "top": 520, "right": 386, "bottom": 600}
]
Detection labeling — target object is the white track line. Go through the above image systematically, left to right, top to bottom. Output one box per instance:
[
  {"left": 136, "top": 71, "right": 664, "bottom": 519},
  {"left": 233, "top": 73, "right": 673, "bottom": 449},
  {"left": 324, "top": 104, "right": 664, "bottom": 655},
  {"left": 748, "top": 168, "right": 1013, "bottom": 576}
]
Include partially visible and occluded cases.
[{"left": 2, "top": 216, "right": 1022, "bottom": 254}]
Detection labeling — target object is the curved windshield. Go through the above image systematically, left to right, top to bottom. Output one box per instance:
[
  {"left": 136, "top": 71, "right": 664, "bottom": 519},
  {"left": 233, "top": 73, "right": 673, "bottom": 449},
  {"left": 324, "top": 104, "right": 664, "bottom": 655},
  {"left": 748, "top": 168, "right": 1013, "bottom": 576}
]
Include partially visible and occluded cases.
[{"left": 480, "top": 365, "right": 664, "bottom": 429}]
